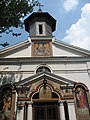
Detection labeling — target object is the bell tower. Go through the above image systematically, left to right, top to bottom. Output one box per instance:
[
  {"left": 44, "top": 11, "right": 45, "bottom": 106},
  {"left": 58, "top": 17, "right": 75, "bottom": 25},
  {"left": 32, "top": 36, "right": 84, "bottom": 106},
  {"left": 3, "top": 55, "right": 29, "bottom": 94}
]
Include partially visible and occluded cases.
[
  {"left": 24, "top": 10, "right": 56, "bottom": 57},
  {"left": 24, "top": 11, "right": 56, "bottom": 37}
]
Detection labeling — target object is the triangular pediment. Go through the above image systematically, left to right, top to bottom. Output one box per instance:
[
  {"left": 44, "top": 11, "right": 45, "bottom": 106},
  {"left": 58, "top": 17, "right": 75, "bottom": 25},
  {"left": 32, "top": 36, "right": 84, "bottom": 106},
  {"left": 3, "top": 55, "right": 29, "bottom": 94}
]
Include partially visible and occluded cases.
[
  {"left": 0, "top": 38, "right": 90, "bottom": 58},
  {"left": 0, "top": 39, "right": 31, "bottom": 58},
  {"left": 53, "top": 40, "right": 90, "bottom": 57},
  {"left": 15, "top": 71, "right": 75, "bottom": 88}
]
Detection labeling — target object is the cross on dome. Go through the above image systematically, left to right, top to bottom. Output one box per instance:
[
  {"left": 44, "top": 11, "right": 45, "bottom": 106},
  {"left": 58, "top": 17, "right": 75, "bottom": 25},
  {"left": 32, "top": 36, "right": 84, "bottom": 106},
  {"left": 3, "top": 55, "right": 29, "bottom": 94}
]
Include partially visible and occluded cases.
[{"left": 36, "top": 2, "right": 43, "bottom": 12}]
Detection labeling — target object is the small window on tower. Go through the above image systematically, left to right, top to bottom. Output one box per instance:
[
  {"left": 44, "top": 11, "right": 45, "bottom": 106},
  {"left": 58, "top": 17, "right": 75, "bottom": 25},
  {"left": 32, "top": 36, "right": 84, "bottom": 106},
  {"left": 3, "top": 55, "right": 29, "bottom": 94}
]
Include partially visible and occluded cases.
[{"left": 39, "top": 24, "right": 43, "bottom": 34}]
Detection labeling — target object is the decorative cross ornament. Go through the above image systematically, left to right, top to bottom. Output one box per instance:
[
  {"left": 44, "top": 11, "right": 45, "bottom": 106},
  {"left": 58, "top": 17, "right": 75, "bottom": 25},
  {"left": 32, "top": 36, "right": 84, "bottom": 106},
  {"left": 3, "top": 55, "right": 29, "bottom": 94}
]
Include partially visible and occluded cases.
[{"left": 36, "top": 2, "right": 43, "bottom": 11}]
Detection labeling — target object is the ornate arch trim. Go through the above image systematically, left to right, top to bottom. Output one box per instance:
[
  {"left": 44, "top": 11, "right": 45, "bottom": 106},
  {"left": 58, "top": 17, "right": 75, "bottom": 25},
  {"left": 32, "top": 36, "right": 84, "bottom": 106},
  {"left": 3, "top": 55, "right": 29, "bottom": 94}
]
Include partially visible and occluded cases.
[
  {"left": 29, "top": 82, "right": 61, "bottom": 100},
  {"left": 75, "top": 82, "right": 89, "bottom": 91}
]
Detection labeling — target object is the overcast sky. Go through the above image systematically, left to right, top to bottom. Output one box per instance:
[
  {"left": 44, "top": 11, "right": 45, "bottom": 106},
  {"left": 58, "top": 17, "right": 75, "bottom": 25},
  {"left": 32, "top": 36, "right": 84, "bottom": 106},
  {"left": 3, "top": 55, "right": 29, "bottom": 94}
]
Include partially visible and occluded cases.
[{"left": 0, "top": 0, "right": 90, "bottom": 50}]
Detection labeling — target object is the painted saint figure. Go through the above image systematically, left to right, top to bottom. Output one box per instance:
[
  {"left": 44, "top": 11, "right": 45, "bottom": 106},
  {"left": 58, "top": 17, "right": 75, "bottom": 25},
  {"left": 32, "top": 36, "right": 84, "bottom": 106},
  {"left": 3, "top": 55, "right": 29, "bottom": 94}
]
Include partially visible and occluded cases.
[
  {"left": 75, "top": 86, "right": 90, "bottom": 115},
  {"left": 76, "top": 88, "right": 86, "bottom": 109},
  {"left": 2, "top": 89, "right": 12, "bottom": 120},
  {"left": 3, "top": 96, "right": 11, "bottom": 112}
]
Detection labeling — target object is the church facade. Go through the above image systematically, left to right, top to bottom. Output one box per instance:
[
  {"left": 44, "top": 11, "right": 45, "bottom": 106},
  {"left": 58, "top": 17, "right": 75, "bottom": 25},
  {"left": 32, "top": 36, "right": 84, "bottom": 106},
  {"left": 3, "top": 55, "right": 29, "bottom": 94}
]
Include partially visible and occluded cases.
[{"left": 0, "top": 10, "right": 90, "bottom": 120}]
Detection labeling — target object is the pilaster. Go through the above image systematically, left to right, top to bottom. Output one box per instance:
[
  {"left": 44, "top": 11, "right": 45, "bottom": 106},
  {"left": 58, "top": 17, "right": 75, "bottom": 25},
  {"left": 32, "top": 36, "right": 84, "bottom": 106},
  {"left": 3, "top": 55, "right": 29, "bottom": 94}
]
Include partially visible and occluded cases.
[
  {"left": 59, "top": 101, "right": 65, "bottom": 120},
  {"left": 68, "top": 101, "right": 76, "bottom": 120},
  {"left": 27, "top": 102, "right": 33, "bottom": 120}
]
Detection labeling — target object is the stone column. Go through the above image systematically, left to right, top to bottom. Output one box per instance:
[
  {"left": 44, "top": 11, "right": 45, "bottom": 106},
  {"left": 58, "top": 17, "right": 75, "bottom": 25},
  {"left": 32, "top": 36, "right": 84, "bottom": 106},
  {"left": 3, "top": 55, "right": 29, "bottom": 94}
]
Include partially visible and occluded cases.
[
  {"left": 11, "top": 90, "right": 16, "bottom": 120},
  {"left": 59, "top": 101, "right": 65, "bottom": 120},
  {"left": 68, "top": 101, "right": 76, "bottom": 120},
  {"left": 27, "top": 102, "right": 33, "bottom": 120},
  {"left": 16, "top": 103, "right": 24, "bottom": 120}
]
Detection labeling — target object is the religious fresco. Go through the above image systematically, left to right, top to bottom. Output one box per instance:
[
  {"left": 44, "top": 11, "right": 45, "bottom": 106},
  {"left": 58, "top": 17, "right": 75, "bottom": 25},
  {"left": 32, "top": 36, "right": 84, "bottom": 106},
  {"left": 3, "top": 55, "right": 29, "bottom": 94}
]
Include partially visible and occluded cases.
[
  {"left": 32, "top": 42, "right": 52, "bottom": 56},
  {"left": 39, "top": 86, "right": 52, "bottom": 99},
  {"left": 75, "top": 87, "right": 89, "bottom": 115},
  {"left": 2, "top": 88, "right": 12, "bottom": 120},
  {"left": 62, "top": 89, "right": 73, "bottom": 96}
]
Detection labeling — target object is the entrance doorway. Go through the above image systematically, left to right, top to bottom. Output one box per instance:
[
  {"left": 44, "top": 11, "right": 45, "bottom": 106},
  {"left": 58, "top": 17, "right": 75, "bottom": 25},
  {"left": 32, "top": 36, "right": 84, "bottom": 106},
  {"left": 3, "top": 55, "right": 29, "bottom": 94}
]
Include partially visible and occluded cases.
[{"left": 33, "top": 102, "right": 60, "bottom": 120}]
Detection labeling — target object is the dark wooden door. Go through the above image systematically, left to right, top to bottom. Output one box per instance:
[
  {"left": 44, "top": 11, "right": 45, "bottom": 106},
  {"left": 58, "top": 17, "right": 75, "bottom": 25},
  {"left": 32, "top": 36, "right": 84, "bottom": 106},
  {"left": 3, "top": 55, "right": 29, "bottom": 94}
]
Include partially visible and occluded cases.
[{"left": 33, "top": 102, "right": 59, "bottom": 120}]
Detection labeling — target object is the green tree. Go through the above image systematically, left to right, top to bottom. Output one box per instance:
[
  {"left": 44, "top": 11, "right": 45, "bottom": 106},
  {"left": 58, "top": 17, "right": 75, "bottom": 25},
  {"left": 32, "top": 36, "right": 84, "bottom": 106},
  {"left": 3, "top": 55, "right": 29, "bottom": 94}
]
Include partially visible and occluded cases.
[{"left": 0, "top": 0, "right": 39, "bottom": 35}]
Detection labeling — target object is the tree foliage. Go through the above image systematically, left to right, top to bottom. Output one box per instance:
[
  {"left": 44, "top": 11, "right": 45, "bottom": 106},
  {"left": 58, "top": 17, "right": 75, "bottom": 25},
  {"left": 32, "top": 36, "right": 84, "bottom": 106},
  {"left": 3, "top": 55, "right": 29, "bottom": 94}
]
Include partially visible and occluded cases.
[{"left": 0, "top": 0, "right": 39, "bottom": 35}]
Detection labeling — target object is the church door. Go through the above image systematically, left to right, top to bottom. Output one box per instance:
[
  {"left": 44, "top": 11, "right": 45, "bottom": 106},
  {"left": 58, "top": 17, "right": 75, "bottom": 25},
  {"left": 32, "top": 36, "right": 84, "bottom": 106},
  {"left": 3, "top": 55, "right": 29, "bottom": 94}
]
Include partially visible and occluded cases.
[{"left": 33, "top": 102, "right": 60, "bottom": 120}]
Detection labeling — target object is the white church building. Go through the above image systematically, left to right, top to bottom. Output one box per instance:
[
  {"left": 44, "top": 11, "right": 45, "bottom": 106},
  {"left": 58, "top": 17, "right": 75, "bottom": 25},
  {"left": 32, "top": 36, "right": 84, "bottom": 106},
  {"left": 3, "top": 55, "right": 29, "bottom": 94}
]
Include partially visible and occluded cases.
[{"left": 0, "top": 10, "right": 90, "bottom": 120}]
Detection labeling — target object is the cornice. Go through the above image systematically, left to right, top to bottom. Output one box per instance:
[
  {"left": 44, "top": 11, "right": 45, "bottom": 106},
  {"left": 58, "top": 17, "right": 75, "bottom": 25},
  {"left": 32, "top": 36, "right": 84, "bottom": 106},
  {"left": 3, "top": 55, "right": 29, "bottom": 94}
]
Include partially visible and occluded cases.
[
  {"left": 30, "top": 36, "right": 53, "bottom": 42},
  {"left": 0, "top": 39, "right": 30, "bottom": 55},
  {"left": 54, "top": 40, "right": 90, "bottom": 56},
  {"left": 0, "top": 57, "right": 90, "bottom": 65},
  {"left": 14, "top": 71, "right": 75, "bottom": 87}
]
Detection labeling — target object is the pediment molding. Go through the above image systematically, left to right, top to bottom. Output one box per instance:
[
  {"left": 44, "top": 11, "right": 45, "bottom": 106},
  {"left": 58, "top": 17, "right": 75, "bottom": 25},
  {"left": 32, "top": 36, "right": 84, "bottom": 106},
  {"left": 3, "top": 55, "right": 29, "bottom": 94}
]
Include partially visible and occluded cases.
[{"left": 15, "top": 71, "right": 75, "bottom": 87}]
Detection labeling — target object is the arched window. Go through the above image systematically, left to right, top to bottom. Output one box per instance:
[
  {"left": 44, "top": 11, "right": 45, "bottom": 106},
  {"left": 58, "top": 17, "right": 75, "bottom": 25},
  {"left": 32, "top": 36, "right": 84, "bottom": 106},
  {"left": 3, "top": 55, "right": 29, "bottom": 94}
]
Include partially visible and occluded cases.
[{"left": 36, "top": 66, "right": 51, "bottom": 74}]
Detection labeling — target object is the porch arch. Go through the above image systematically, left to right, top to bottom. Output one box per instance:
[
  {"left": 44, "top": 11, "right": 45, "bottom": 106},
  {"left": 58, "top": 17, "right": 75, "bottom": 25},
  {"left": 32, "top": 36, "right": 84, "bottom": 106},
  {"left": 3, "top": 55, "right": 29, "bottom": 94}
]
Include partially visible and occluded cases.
[{"left": 30, "top": 83, "right": 61, "bottom": 101}]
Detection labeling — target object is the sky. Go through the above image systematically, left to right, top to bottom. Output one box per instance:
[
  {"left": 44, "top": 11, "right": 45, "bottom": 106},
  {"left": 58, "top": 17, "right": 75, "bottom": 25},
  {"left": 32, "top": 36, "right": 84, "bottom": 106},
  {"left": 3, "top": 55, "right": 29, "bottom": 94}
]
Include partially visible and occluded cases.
[{"left": 0, "top": 0, "right": 90, "bottom": 50}]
